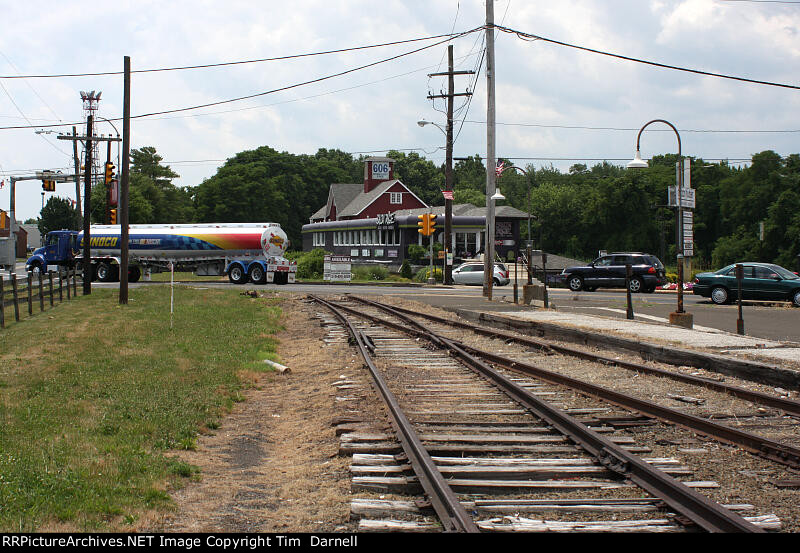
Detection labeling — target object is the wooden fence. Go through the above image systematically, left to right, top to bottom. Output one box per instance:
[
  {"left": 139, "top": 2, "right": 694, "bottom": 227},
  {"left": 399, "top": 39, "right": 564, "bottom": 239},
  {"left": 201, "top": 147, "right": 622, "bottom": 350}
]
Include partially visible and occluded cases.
[{"left": 0, "top": 268, "right": 82, "bottom": 329}]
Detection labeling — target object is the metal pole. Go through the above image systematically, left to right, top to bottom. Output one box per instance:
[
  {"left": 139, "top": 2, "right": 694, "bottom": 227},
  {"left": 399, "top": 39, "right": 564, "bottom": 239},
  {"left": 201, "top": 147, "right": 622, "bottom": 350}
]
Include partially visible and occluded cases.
[
  {"left": 484, "top": 0, "right": 496, "bottom": 300},
  {"left": 119, "top": 55, "right": 131, "bottom": 304},
  {"left": 83, "top": 114, "right": 93, "bottom": 295},
  {"left": 736, "top": 263, "right": 745, "bottom": 335},
  {"left": 626, "top": 264, "right": 634, "bottom": 319}
]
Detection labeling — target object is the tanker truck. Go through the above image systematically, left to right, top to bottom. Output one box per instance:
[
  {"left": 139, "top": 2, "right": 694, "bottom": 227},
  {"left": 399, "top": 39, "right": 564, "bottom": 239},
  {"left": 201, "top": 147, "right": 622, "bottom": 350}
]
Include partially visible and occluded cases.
[{"left": 24, "top": 222, "right": 296, "bottom": 285}]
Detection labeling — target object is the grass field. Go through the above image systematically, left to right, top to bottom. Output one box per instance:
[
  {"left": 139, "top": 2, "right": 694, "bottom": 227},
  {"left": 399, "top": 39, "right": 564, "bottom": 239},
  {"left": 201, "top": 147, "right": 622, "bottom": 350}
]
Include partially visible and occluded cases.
[{"left": 0, "top": 285, "right": 284, "bottom": 531}]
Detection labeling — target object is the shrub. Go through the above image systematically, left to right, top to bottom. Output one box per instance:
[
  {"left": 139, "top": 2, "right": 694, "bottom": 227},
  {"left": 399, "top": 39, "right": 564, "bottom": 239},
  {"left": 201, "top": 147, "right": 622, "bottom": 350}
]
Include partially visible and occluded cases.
[
  {"left": 407, "top": 244, "right": 426, "bottom": 264},
  {"left": 295, "top": 248, "right": 329, "bottom": 279},
  {"left": 400, "top": 259, "right": 413, "bottom": 279},
  {"left": 353, "top": 265, "right": 388, "bottom": 281},
  {"left": 414, "top": 267, "right": 442, "bottom": 283}
]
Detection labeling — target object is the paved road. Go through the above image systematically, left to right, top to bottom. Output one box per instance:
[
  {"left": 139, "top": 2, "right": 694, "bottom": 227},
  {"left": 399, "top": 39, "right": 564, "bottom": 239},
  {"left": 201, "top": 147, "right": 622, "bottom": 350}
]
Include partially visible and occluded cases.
[{"left": 92, "top": 279, "right": 800, "bottom": 344}]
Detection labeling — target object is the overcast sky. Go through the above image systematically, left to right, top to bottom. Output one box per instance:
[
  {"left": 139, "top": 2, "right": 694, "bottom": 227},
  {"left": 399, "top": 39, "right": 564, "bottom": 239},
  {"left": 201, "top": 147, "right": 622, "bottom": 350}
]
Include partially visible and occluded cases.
[{"left": 1, "top": 0, "right": 799, "bottom": 221}]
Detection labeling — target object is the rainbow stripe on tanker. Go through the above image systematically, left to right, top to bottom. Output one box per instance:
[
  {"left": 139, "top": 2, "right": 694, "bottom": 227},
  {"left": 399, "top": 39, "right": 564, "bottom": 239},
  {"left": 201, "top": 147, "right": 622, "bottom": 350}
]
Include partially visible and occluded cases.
[{"left": 77, "top": 223, "right": 289, "bottom": 259}]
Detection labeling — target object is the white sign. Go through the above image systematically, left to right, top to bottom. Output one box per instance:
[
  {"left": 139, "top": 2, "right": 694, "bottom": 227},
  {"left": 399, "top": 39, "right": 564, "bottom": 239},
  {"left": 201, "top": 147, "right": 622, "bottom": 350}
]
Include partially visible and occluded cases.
[
  {"left": 372, "top": 161, "right": 390, "bottom": 180},
  {"left": 668, "top": 186, "right": 695, "bottom": 209},
  {"left": 324, "top": 255, "right": 352, "bottom": 281}
]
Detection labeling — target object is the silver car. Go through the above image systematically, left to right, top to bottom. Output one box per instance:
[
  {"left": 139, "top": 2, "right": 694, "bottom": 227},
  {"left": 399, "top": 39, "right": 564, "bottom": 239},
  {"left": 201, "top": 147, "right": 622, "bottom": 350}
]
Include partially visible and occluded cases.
[{"left": 452, "top": 262, "right": 510, "bottom": 286}]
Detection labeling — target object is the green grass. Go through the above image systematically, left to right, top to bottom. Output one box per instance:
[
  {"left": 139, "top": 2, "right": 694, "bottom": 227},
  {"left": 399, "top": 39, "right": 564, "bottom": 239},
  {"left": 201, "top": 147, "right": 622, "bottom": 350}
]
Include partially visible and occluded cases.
[{"left": 0, "top": 285, "right": 283, "bottom": 531}]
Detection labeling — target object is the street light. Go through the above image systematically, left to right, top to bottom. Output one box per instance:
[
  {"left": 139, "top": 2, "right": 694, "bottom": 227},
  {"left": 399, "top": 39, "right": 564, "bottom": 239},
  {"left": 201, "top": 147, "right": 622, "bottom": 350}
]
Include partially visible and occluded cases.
[
  {"left": 417, "top": 118, "right": 455, "bottom": 284},
  {"left": 627, "top": 119, "right": 693, "bottom": 329}
]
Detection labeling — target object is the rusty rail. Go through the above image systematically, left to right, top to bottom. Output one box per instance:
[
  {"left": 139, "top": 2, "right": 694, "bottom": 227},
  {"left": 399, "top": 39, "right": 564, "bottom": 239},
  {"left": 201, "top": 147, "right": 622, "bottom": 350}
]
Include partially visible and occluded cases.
[{"left": 331, "top": 295, "right": 765, "bottom": 533}]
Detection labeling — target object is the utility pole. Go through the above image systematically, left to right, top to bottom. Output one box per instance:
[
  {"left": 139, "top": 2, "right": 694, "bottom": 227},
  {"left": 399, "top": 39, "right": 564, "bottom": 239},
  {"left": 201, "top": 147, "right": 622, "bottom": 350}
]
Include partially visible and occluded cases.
[
  {"left": 484, "top": 0, "right": 497, "bottom": 299},
  {"left": 427, "top": 46, "right": 473, "bottom": 285},
  {"left": 119, "top": 55, "right": 131, "bottom": 304},
  {"left": 57, "top": 91, "right": 121, "bottom": 294},
  {"left": 72, "top": 126, "right": 81, "bottom": 215}
]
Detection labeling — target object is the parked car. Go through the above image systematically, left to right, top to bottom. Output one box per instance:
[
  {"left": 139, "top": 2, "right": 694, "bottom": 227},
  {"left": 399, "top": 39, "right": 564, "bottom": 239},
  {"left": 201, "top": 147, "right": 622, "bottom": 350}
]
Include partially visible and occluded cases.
[
  {"left": 559, "top": 252, "right": 666, "bottom": 293},
  {"left": 452, "top": 262, "right": 510, "bottom": 286},
  {"left": 693, "top": 262, "right": 800, "bottom": 307}
]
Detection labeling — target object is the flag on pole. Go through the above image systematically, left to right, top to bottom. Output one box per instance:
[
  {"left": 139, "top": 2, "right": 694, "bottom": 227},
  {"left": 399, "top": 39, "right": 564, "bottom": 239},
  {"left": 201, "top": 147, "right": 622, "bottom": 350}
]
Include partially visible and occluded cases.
[
  {"left": 495, "top": 161, "right": 505, "bottom": 177},
  {"left": 0, "top": 179, "right": 5, "bottom": 189},
  {"left": 442, "top": 190, "right": 454, "bottom": 200}
]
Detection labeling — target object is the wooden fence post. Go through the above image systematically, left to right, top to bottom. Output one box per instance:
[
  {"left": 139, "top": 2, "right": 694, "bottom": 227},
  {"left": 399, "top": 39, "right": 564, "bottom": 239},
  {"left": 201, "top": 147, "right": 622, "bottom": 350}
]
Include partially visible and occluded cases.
[
  {"left": 59, "top": 268, "right": 63, "bottom": 302},
  {"left": 27, "top": 272, "right": 33, "bottom": 316},
  {"left": 38, "top": 272, "right": 44, "bottom": 312},
  {"left": 49, "top": 272, "right": 54, "bottom": 307},
  {"left": 12, "top": 273, "right": 19, "bottom": 322},
  {"left": 0, "top": 275, "right": 5, "bottom": 328}
]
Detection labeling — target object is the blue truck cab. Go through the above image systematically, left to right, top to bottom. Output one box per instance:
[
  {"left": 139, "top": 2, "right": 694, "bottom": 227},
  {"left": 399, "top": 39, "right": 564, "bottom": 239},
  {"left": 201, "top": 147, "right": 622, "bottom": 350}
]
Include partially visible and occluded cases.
[{"left": 25, "top": 230, "right": 79, "bottom": 273}]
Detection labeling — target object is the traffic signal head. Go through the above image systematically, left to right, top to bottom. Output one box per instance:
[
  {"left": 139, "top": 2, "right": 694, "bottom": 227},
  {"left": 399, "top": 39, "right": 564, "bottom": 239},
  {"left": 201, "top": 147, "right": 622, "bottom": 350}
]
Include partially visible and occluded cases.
[
  {"left": 104, "top": 162, "right": 115, "bottom": 184},
  {"left": 41, "top": 179, "right": 55, "bottom": 191},
  {"left": 109, "top": 208, "right": 117, "bottom": 224},
  {"left": 417, "top": 213, "right": 436, "bottom": 235}
]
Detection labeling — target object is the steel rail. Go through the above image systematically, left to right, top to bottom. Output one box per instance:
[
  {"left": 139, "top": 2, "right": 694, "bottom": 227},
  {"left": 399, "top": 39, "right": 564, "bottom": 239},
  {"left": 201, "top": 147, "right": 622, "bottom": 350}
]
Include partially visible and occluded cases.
[
  {"left": 309, "top": 295, "right": 479, "bottom": 533},
  {"left": 336, "top": 295, "right": 764, "bottom": 532},
  {"left": 349, "top": 295, "right": 800, "bottom": 469},
  {"left": 349, "top": 296, "right": 800, "bottom": 418}
]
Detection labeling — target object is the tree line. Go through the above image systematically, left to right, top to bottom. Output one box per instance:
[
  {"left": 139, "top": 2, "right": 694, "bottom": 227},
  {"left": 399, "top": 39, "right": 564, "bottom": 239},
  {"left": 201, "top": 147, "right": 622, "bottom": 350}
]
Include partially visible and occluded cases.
[{"left": 34, "top": 145, "right": 800, "bottom": 271}]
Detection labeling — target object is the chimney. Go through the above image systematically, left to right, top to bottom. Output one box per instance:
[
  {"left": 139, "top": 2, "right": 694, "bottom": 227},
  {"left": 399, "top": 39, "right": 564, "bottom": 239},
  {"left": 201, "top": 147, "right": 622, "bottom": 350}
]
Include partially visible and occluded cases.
[{"left": 364, "top": 157, "right": 394, "bottom": 193}]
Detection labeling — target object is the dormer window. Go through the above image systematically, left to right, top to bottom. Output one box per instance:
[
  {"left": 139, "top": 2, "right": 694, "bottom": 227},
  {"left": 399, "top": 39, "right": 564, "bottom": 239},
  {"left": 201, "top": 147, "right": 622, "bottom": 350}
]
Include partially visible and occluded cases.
[{"left": 390, "top": 192, "right": 402, "bottom": 204}]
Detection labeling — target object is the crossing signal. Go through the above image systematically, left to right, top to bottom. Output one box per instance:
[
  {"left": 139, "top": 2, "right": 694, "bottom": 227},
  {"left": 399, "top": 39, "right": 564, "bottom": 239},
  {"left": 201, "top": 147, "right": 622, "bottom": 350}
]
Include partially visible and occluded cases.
[
  {"left": 104, "top": 162, "right": 115, "bottom": 184},
  {"left": 109, "top": 208, "right": 117, "bottom": 224},
  {"left": 417, "top": 213, "right": 436, "bottom": 236}
]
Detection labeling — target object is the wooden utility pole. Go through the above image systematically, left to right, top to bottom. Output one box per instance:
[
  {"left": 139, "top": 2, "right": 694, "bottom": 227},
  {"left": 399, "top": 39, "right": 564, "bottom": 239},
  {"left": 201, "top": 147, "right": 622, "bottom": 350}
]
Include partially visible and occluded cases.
[
  {"left": 484, "top": 1, "right": 497, "bottom": 299},
  {"left": 427, "top": 46, "right": 473, "bottom": 285},
  {"left": 119, "top": 55, "right": 131, "bottom": 304},
  {"left": 72, "top": 126, "right": 81, "bottom": 215}
]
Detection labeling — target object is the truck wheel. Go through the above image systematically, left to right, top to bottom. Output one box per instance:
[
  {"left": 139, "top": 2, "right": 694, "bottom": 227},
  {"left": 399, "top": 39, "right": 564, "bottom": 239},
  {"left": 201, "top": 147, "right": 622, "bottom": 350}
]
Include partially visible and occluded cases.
[
  {"left": 96, "top": 262, "right": 113, "bottom": 282},
  {"left": 228, "top": 264, "right": 247, "bottom": 285},
  {"left": 249, "top": 265, "right": 266, "bottom": 285},
  {"left": 128, "top": 266, "right": 141, "bottom": 283},
  {"left": 274, "top": 272, "right": 287, "bottom": 285}
]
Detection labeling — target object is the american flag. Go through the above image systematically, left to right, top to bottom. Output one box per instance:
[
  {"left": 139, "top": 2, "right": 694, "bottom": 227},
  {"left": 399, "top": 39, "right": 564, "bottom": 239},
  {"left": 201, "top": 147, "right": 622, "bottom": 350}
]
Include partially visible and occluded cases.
[
  {"left": 495, "top": 161, "right": 505, "bottom": 177},
  {"left": 0, "top": 179, "right": 5, "bottom": 189},
  {"left": 442, "top": 190, "right": 454, "bottom": 200}
]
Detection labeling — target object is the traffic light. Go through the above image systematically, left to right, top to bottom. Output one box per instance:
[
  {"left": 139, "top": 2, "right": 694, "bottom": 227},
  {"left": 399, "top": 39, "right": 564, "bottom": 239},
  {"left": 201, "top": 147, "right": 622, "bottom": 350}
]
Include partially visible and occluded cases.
[
  {"left": 104, "top": 162, "right": 115, "bottom": 184},
  {"left": 41, "top": 179, "right": 55, "bottom": 191},
  {"left": 109, "top": 208, "right": 117, "bottom": 224},
  {"left": 0, "top": 210, "right": 8, "bottom": 230},
  {"left": 417, "top": 213, "right": 436, "bottom": 236}
]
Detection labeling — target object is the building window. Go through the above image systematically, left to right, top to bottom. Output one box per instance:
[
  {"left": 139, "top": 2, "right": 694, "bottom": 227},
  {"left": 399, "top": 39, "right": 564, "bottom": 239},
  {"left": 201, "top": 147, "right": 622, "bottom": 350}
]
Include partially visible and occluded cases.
[
  {"left": 390, "top": 192, "right": 402, "bottom": 204},
  {"left": 313, "top": 232, "right": 325, "bottom": 247}
]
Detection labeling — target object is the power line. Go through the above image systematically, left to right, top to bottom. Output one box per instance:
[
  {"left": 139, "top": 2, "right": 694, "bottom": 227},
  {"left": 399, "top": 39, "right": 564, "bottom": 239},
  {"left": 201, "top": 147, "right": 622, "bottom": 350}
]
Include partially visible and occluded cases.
[
  {"left": 496, "top": 24, "right": 800, "bottom": 91},
  {"left": 0, "top": 27, "right": 483, "bottom": 131},
  {"left": 0, "top": 31, "right": 474, "bottom": 80},
  {"left": 459, "top": 119, "right": 800, "bottom": 134}
]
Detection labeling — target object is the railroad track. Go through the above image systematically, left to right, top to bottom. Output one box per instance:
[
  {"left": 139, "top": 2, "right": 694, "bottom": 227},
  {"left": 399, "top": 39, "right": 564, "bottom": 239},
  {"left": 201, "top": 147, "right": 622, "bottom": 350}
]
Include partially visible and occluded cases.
[{"left": 308, "top": 294, "right": 789, "bottom": 533}]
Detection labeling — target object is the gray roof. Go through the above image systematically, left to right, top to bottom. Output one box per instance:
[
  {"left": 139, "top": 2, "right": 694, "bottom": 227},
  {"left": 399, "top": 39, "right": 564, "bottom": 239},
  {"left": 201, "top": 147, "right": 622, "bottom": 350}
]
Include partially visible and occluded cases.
[
  {"left": 339, "top": 180, "right": 417, "bottom": 218},
  {"left": 311, "top": 182, "right": 364, "bottom": 221},
  {"left": 393, "top": 203, "right": 531, "bottom": 219}
]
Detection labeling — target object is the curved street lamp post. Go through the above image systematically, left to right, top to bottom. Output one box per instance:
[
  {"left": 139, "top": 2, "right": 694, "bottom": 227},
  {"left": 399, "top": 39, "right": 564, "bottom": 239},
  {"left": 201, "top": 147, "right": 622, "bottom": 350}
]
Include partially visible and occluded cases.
[{"left": 627, "top": 119, "right": 693, "bottom": 329}]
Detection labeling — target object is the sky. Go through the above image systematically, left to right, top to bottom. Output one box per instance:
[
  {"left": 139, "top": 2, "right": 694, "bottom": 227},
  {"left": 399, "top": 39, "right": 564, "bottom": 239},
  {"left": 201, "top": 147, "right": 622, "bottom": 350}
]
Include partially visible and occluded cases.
[{"left": 1, "top": 0, "right": 799, "bottom": 221}]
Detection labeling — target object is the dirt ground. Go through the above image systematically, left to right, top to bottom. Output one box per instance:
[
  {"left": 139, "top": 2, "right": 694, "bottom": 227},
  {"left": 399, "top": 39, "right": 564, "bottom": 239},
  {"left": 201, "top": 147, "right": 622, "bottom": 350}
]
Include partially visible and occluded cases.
[{"left": 146, "top": 294, "right": 362, "bottom": 533}]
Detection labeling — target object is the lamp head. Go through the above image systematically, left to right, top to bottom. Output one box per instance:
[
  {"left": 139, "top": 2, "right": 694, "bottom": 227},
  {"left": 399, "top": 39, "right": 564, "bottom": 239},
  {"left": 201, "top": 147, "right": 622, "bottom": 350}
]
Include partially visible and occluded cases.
[
  {"left": 417, "top": 120, "right": 428, "bottom": 127},
  {"left": 627, "top": 150, "right": 649, "bottom": 169},
  {"left": 491, "top": 188, "right": 505, "bottom": 201}
]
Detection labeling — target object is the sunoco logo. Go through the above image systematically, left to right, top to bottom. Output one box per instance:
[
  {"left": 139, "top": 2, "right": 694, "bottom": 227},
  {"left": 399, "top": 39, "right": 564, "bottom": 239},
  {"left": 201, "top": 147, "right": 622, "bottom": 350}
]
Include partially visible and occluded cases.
[{"left": 268, "top": 233, "right": 284, "bottom": 248}]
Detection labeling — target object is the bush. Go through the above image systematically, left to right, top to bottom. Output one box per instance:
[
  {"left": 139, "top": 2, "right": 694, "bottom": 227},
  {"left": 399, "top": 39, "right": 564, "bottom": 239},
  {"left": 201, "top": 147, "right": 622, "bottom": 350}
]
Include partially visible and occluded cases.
[
  {"left": 407, "top": 244, "right": 426, "bottom": 264},
  {"left": 295, "top": 248, "right": 329, "bottom": 279},
  {"left": 400, "top": 259, "right": 413, "bottom": 279},
  {"left": 353, "top": 265, "right": 388, "bottom": 281},
  {"left": 414, "top": 267, "right": 442, "bottom": 283}
]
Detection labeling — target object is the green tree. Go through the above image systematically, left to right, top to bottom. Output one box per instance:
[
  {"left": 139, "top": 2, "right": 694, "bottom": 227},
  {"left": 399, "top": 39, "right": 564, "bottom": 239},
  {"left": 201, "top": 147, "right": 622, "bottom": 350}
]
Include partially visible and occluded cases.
[{"left": 39, "top": 197, "right": 80, "bottom": 236}]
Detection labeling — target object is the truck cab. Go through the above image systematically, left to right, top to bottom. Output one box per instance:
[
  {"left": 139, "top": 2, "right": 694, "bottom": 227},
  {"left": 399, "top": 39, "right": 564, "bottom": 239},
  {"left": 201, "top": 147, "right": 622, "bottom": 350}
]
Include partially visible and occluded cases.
[{"left": 26, "top": 230, "right": 78, "bottom": 273}]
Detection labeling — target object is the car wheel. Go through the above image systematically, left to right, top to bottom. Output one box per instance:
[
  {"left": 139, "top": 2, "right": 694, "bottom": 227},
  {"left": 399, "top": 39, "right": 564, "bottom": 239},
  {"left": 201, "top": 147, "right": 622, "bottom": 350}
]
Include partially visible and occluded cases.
[
  {"left": 228, "top": 264, "right": 247, "bottom": 284},
  {"left": 249, "top": 265, "right": 265, "bottom": 285},
  {"left": 567, "top": 275, "right": 583, "bottom": 292},
  {"left": 628, "top": 276, "right": 644, "bottom": 293},
  {"left": 493, "top": 277, "right": 501, "bottom": 286},
  {"left": 643, "top": 285, "right": 655, "bottom": 294},
  {"left": 585, "top": 286, "right": 597, "bottom": 292},
  {"left": 711, "top": 286, "right": 729, "bottom": 305},
  {"left": 792, "top": 289, "right": 800, "bottom": 308}
]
